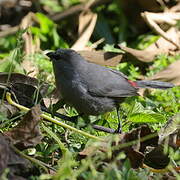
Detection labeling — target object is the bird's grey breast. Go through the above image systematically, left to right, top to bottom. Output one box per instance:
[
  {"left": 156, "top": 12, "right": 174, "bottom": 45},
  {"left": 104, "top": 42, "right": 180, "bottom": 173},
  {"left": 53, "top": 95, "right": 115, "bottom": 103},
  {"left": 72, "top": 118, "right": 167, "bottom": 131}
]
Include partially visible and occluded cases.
[{"left": 56, "top": 71, "right": 87, "bottom": 102}]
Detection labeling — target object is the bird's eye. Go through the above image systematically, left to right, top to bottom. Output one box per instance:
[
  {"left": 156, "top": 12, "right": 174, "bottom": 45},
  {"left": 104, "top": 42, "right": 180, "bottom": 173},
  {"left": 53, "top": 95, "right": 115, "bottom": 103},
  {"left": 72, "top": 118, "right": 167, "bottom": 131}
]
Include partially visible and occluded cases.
[{"left": 46, "top": 52, "right": 60, "bottom": 60}]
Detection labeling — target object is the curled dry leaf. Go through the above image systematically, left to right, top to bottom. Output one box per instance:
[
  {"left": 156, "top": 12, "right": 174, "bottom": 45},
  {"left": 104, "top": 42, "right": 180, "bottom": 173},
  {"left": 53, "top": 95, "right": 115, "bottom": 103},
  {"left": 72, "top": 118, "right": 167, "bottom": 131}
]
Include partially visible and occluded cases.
[
  {"left": 20, "top": 12, "right": 38, "bottom": 55},
  {"left": 119, "top": 44, "right": 158, "bottom": 62},
  {"left": 78, "top": 50, "right": 122, "bottom": 66},
  {"left": 0, "top": 72, "right": 48, "bottom": 96},
  {"left": 0, "top": 72, "right": 48, "bottom": 113},
  {"left": 4, "top": 104, "right": 42, "bottom": 150},
  {"left": 80, "top": 125, "right": 173, "bottom": 170},
  {"left": 144, "top": 145, "right": 170, "bottom": 169},
  {"left": 125, "top": 149, "right": 144, "bottom": 169}
]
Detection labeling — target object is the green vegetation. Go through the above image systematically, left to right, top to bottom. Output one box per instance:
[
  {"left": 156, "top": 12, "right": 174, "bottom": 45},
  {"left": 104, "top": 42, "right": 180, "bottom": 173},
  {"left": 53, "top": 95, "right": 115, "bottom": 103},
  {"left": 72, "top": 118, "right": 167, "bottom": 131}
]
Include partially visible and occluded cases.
[{"left": 0, "top": 1, "right": 179, "bottom": 179}]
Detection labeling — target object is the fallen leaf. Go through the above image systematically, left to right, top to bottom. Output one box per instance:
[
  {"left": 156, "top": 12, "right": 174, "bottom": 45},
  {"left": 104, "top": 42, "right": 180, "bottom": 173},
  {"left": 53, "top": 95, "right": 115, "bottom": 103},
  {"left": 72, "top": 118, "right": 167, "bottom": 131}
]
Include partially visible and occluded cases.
[
  {"left": 71, "top": 10, "right": 97, "bottom": 50},
  {"left": 142, "top": 12, "right": 180, "bottom": 49},
  {"left": 119, "top": 28, "right": 179, "bottom": 62},
  {"left": 78, "top": 50, "right": 122, "bottom": 66},
  {"left": 148, "top": 60, "right": 180, "bottom": 86},
  {"left": 0, "top": 72, "right": 48, "bottom": 96},
  {"left": 0, "top": 73, "right": 49, "bottom": 112},
  {"left": 11, "top": 82, "right": 45, "bottom": 108},
  {"left": 0, "top": 100, "right": 19, "bottom": 119},
  {"left": 5, "top": 105, "right": 42, "bottom": 150},
  {"left": 120, "top": 125, "right": 158, "bottom": 168},
  {"left": 0, "top": 134, "right": 33, "bottom": 179},
  {"left": 125, "top": 148, "right": 144, "bottom": 169}
]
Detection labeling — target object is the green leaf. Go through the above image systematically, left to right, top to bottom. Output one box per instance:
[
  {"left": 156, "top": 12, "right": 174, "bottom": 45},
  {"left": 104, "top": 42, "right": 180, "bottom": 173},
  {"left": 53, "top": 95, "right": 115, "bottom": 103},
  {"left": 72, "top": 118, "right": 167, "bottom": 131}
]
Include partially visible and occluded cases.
[
  {"left": 36, "top": 13, "right": 53, "bottom": 33},
  {"left": 29, "top": 26, "right": 41, "bottom": 35},
  {"left": 103, "top": 44, "right": 124, "bottom": 53},
  {"left": 0, "top": 59, "right": 24, "bottom": 73},
  {"left": 128, "top": 101, "right": 145, "bottom": 115},
  {"left": 128, "top": 113, "right": 165, "bottom": 123}
]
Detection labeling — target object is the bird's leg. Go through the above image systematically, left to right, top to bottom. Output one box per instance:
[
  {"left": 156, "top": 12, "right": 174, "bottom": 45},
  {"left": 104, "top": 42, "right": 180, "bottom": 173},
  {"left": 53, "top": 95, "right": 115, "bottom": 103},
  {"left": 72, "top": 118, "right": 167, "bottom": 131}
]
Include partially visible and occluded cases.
[
  {"left": 115, "top": 104, "right": 122, "bottom": 133},
  {"left": 69, "top": 114, "right": 82, "bottom": 124},
  {"left": 92, "top": 125, "right": 116, "bottom": 133}
]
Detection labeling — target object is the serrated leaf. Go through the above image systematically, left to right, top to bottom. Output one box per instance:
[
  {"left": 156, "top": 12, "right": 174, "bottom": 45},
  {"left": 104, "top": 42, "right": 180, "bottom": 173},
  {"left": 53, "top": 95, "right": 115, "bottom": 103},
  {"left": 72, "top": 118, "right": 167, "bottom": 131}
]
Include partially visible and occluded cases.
[
  {"left": 128, "top": 101, "right": 145, "bottom": 115},
  {"left": 128, "top": 113, "right": 165, "bottom": 123}
]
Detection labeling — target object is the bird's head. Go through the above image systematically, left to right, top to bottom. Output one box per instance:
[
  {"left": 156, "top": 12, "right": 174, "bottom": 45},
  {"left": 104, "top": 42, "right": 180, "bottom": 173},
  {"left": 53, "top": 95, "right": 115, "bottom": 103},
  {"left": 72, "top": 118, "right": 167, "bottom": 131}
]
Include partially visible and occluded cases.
[{"left": 46, "top": 48, "right": 77, "bottom": 62}]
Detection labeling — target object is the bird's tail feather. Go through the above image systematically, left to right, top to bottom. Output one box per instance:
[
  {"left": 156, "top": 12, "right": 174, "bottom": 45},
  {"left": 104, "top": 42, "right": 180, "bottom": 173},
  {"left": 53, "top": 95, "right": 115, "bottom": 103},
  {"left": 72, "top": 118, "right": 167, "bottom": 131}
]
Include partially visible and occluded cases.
[{"left": 135, "top": 80, "right": 174, "bottom": 89}]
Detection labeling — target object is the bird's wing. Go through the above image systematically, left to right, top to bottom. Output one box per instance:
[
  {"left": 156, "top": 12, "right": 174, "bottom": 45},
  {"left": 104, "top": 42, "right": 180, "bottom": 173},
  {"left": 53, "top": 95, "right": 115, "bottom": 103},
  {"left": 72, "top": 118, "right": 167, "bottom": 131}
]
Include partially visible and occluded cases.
[{"left": 80, "top": 63, "right": 138, "bottom": 98}]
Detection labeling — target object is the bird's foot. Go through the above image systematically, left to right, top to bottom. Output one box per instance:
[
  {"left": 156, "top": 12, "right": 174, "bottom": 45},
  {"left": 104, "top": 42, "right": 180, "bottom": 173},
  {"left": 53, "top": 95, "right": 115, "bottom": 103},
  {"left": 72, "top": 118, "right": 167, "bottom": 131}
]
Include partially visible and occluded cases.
[{"left": 68, "top": 115, "right": 79, "bottom": 124}]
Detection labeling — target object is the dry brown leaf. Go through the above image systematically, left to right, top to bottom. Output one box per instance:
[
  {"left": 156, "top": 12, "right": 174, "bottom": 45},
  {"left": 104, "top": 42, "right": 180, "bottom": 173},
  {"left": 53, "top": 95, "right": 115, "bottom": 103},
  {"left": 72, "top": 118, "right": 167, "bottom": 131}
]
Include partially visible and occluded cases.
[
  {"left": 71, "top": 10, "right": 97, "bottom": 50},
  {"left": 78, "top": 10, "right": 94, "bottom": 35},
  {"left": 20, "top": 12, "right": 40, "bottom": 77},
  {"left": 142, "top": 12, "right": 180, "bottom": 49},
  {"left": 142, "top": 12, "right": 180, "bottom": 25},
  {"left": 119, "top": 28, "right": 179, "bottom": 62},
  {"left": 119, "top": 44, "right": 158, "bottom": 62},
  {"left": 78, "top": 50, "right": 122, "bottom": 66},
  {"left": 148, "top": 60, "right": 180, "bottom": 86},
  {"left": 0, "top": 72, "right": 49, "bottom": 96},
  {"left": 0, "top": 83, "right": 19, "bottom": 118},
  {"left": 0, "top": 100, "right": 19, "bottom": 118},
  {"left": 4, "top": 105, "right": 42, "bottom": 150},
  {"left": 0, "top": 134, "right": 32, "bottom": 179},
  {"left": 125, "top": 149, "right": 144, "bottom": 169}
]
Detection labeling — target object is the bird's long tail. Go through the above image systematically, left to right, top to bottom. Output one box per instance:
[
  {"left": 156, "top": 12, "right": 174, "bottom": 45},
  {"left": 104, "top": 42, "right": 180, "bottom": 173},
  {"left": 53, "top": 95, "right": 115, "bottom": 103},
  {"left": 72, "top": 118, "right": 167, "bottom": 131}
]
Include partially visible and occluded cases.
[{"left": 134, "top": 80, "right": 174, "bottom": 89}]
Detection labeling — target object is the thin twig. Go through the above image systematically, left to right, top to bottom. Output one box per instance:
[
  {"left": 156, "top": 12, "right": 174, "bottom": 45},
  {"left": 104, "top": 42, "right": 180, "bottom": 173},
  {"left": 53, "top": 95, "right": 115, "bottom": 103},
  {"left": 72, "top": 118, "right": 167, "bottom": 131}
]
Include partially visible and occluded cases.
[
  {"left": 6, "top": 92, "right": 102, "bottom": 141},
  {"left": 92, "top": 125, "right": 116, "bottom": 133},
  {"left": 12, "top": 145, "right": 56, "bottom": 173}
]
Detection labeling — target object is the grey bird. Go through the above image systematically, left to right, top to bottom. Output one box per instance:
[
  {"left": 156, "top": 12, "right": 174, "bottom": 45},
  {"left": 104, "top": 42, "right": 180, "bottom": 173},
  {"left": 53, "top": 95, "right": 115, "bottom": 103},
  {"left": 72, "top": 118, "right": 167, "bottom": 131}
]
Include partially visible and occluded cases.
[{"left": 47, "top": 48, "right": 174, "bottom": 133}]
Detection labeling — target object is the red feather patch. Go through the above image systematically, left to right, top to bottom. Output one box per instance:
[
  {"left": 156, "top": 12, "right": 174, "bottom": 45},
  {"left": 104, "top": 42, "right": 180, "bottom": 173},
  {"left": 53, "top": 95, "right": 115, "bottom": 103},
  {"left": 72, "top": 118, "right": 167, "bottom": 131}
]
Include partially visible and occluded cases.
[{"left": 128, "top": 80, "right": 137, "bottom": 87}]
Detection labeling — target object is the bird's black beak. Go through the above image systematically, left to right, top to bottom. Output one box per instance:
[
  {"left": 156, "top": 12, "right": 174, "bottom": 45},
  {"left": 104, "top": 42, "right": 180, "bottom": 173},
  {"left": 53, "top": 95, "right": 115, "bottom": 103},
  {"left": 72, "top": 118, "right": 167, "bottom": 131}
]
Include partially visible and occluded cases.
[{"left": 46, "top": 52, "right": 55, "bottom": 60}]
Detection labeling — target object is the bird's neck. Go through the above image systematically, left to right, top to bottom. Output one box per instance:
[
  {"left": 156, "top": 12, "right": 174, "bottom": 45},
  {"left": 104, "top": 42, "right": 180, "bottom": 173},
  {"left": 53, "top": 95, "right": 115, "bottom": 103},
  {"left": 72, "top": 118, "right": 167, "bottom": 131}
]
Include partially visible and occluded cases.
[{"left": 68, "top": 55, "right": 87, "bottom": 68}]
